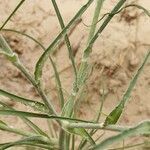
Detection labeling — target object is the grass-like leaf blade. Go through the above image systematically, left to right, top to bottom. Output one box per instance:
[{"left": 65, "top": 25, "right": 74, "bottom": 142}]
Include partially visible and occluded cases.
[
  {"left": 0, "top": 0, "right": 25, "bottom": 31},
  {"left": 34, "top": 0, "right": 94, "bottom": 83},
  {"left": 2, "top": 28, "right": 65, "bottom": 111},
  {"left": 104, "top": 50, "right": 150, "bottom": 126},
  {"left": 0, "top": 89, "right": 48, "bottom": 113},
  {"left": 0, "top": 101, "right": 49, "bottom": 138},
  {"left": 0, "top": 109, "right": 94, "bottom": 123}
]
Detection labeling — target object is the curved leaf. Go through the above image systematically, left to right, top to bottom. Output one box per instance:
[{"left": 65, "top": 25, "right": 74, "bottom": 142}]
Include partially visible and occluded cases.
[
  {"left": 34, "top": 0, "right": 94, "bottom": 83},
  {"left": 104, "top": 50, "right": 150, "bottom": 125},
  {"left": 0, "top": 89, "right": 48, "bottom": 113}
]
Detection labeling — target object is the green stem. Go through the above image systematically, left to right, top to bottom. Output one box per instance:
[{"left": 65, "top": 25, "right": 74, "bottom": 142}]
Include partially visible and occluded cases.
[
  {"left": 35, "top": 0, "right": 94, "bottom": 83},
  {"left": 51, "top": 0, "right": 77, "bottom": 81},
  {"left": 62, "top": 0, "right": 127, "bottom": 119},
  {"left": 83, "top": 0, "right": 126, "bottom": 59},
  {"left": 87, "top": 0, "right": 104, "bottom": 44},
  {"left": 2, "top": 28, "right": 64, "bottom": 110},
  {"left": 2, "top": 28, "right": 46, "bottom": 50},
  {"left": 1, "top": 29, "right": 61, "bottom": 137},
  {"left": 1, "top": 29, "right": 60, "bottom": 132},
  {"left": 0, "top": 35, "right": 57, "bottom": 115},
  {"left": 49, "top": 56, "right": 64, "bottom": 109},
  {"left": 14, "top": 60, "right": 57, "bottom": 115},
  {"left": 78, "top": 85, "right": 106, "bottom": 149},
  {"left": 47, "top": 120, "right": 58, "bottom": 138},
  {"left": 0, "top": 121, "right": 58, "bottom": 146},
  {"left": 67, "top": 122, "right": 128, "bottom": 132},
  {"left": 59, "top": 129, "right": 65, "bottom": 149},
  {"left": 71, "top": 135, "right": 75, "bottom": 150}
]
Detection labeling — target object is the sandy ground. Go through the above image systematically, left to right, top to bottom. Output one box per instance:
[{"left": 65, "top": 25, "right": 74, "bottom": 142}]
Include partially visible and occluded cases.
[{"left": 0, "top": 0, "right": 150, "bottom": 149}]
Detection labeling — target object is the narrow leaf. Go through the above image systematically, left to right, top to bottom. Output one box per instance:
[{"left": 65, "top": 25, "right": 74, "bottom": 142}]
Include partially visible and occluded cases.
[
  {"left": 0, "top": 0, "right": 25, "bottom": 31},
  {"left": 34, "top": 0, "right": 94, "bottom": 83},
  {"left": 51, "top": 0, "right": 77, "bottom": 79},
  {"left": 83, "top": 0, "right": 126, "bottom": 59},
  {"left": 2, "top": 28, "right": 64, "bottom": 113},
  {"left": 2, "top": 28, "right": 45, "bottom": 50},
  {"left": 0, "top": 34, "right": 13, "bottom": 54},
  {"left": 104, "top": 50, "right": 150, "bottom": 125},
  {"left": 49, "top": 56, "right": 65, "bottom": 109},
  {"left": 0, "top": 89, "right": 48, "bottom": 113},
  {"left": 61, "top": 95, "right": 75, "bottom": 117},
  {"left": 0, "top": 101, "right": 49, "bottom": 137},
  {"left": 0, "top": 109, "right": 93, "bottom": 123},
  {"left": 62, "top": 121, "right": 95, "bottom": 146},
  {"left": 68, "top": 127, "right": 95, "bottom": 146}
]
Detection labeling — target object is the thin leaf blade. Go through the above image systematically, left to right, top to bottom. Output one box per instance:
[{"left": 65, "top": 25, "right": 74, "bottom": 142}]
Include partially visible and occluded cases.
[{"left": 104, "top": 50, "right": 150, "bottom": 126}]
